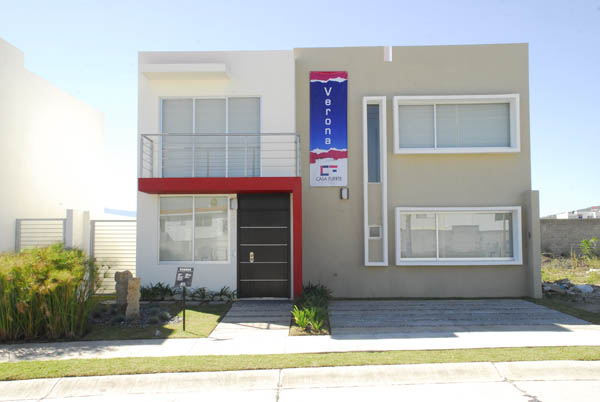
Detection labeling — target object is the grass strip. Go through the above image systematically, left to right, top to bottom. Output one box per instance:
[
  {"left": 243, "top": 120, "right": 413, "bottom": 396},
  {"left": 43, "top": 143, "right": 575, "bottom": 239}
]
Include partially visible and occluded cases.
[
  {"left": 525, "top": 297, "right": 600, "bottom": 324},
  {"left": 2, "top": 346, "right": 600, "bottom": 381}
]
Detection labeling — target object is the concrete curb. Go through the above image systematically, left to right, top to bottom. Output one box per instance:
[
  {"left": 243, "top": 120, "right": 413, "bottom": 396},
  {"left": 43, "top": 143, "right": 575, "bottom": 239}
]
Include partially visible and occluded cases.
[{"left": 1, "top": 361, "right": 600, "bottom": 401}]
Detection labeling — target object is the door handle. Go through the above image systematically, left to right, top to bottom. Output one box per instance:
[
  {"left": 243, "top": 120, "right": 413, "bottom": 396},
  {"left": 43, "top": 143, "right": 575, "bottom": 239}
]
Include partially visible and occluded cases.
[{"left": 249, "top": 251, "right": 254, "bottom": 263}]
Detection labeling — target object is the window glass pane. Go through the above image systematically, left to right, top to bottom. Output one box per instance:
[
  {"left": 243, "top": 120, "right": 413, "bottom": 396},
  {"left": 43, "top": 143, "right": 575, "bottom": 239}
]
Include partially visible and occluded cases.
[
  {"left": 228, "top": 97, "right": 260, "bottom": 176},
  {"left": 228, "top": 97, "right": 260, "bottom": 133},
  {"left": 162, "top": 99, "right": 193, "bottom": 178},
  {"left": 162, "top": 99, "right": 193, "bottom": 133},
  {"left": 194, "top": 99, "right": 226, "bottom": 177},
  {"left": 194, "top": 99, "right": 226, "bottom": 133},
  {"left": 436, "top": 103, "right": 510, "bottom": 147},
  {"left": 367, "top": 104, "right": 380, "bottom": 182},
  {"left": 397, "top": 105, "right": 434, "bottom": 148},
  {"left": 194, "top": 196, "right": 228, "bottom": 261},
  {"left": 159, "top": 197, "right": 193, "bottom": 261},
  {"left": 438, "top": 212, "right": 513, "bottom": 258},
  {"left": 400, "top": 213, "right": 437, "bottom": 258}
]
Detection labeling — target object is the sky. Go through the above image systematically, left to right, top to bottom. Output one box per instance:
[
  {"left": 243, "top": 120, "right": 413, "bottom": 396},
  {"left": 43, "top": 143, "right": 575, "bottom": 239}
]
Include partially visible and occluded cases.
[{"left": 0, "top": 0, "right": 598, "bottom": 217}]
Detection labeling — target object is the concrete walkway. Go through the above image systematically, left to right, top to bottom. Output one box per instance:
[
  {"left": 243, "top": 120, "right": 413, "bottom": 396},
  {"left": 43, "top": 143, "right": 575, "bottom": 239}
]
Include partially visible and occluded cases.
[
  {"left": 2, "top": 299, "right": 600, "bottom": 362},
  {"left": 210, "top": 300, "right": 292, "bottom": 339},
  {"left": 2, "top": 361, "right": 600, "bottom": 401}
]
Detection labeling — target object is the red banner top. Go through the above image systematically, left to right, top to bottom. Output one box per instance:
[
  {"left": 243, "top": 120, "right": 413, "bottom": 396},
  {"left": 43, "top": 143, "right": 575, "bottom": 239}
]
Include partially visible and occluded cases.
[{"left": 309, "top": 71, "right": 348, "bottom": 82}]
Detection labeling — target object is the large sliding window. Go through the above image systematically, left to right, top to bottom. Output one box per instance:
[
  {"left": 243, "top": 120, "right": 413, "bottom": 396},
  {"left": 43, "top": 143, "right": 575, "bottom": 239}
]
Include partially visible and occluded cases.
[
  {"left": 393, "top": 95, "right": 520, "bottom": 154},
  {"left": 161, "top": 97, "right": 260, "bottom": 178},
  {"left": 159, "top": 195, "right": 230, "bottom": 263},
  {"left": 395, "top": 207, "right": 522, "bottom": 265}
]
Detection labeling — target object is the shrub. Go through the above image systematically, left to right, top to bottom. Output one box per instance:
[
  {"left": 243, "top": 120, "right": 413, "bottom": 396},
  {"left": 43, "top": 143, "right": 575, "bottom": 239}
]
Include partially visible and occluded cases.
[
  {"left": 581, "top": 237, "right": 600, "bottom": 259},
  {"left": 0, "top": 244, "right": 98, "bottom": 341},
  {"left": 140, "top": 282, "right": 174, "bottom": 301},
  {"left": 292, "top": 282, "right": 332, "bottom": 333},
  {"left": 298, "top": 282, "right": 332, "bottom": 307},
  {"left": 291, "top": 305, "right": 310, "bottom": 328},
  {"left": 158, "top": 311, "right": 170, "bottom": 321},
  {"left": 111, "top": 314, "right": 125, "bottom": 325},
  {"left": 147, "top": 316, "right": 160, "bottom": 325}
]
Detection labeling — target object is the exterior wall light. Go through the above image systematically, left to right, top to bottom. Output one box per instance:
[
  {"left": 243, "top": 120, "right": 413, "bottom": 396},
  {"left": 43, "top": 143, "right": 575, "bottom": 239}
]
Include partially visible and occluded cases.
[{"left": 340, "top": 187, "right": 349, "bottom": 200}]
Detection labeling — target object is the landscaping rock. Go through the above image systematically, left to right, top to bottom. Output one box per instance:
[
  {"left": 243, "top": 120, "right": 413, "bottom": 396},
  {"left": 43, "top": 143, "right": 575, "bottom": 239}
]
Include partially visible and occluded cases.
[
  {"left": 114, "top": 270, "right": 133, "bottom": 307},
  {"left": 125, "top": 277, "right": 141, "bottom": 320}
]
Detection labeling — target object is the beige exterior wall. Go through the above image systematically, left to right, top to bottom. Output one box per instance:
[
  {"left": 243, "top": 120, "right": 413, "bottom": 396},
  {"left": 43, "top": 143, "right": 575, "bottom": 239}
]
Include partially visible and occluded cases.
[
  {"left": 0, "top": 38, "right": 104, "bottom": 252},
  {"left": 295, "top": 44, "right": 541, "bottom": 298}
]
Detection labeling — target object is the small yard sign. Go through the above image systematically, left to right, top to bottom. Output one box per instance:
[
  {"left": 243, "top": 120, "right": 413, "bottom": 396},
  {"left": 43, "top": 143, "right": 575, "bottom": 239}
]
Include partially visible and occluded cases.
[{"left": 175, "top": 267, "right": 194, "bottom": 288}]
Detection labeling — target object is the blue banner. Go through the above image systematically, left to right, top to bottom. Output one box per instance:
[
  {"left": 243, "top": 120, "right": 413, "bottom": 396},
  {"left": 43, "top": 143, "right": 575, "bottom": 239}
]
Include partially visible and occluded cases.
[{"left": 309, "top": 71, "right": 348, "bottom": 186}]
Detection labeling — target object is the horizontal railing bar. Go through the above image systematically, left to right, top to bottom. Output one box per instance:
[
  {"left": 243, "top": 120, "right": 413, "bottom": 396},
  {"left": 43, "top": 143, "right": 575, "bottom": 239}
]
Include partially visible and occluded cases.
[
  {"left": 142, "top": 133, "right": 298, "bottom": 137},
  {"left": 17, "top": 218, "right": 66, "bottom": 222},
  {"left": 91, "top": 220, "right": 136, "bottom": 223}
]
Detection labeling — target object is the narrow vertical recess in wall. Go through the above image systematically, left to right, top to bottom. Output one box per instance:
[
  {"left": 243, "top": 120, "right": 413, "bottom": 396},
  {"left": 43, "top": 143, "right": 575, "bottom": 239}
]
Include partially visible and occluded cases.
[
  {"left": 384, "top": 46, "right": 392, "bottom": 62},
  {"left": 363, "top": 96, "right": 388, "bottom": 266}
]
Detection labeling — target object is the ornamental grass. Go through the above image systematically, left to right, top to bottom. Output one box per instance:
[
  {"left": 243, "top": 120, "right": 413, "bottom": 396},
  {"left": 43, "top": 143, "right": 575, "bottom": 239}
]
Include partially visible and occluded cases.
[{"left": 0, "top": 244, "right": 98, "bottom": 342}]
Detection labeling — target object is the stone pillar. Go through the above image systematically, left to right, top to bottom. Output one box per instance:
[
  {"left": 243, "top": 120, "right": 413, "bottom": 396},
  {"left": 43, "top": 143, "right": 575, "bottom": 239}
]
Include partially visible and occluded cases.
[
  {"left": 114, "top": 270, "right": 133, "bottom": 308},
  {"left": 126, "top": 278, "right": 141, "bottom": 320}
]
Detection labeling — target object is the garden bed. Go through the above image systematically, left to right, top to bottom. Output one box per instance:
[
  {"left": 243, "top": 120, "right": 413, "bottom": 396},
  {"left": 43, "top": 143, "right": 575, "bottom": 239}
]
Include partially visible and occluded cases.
[
  {"left": 289, "top": 283, "right": 332, "bottom": 336},
  {"left": 84, "top": 300, "right": 231, "bottom": 340}
]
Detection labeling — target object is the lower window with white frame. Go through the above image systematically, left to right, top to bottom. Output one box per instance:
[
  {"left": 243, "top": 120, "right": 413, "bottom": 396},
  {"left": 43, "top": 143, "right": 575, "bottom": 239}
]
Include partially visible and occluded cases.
[
  {"left": 159, "top": 195, "right": 229, "bottom": 263},
  {"left": 395, "top": 206, "right": 522, "bottom": 265}
]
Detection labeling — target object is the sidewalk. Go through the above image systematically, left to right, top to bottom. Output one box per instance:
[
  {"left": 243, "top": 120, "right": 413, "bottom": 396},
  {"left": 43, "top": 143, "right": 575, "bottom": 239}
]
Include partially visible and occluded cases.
[
  {"left": 3, "top": 299, "right": 600, "bottom": 363},
  {"left": 3, "top": 324, "right": 600, "bottom": 362},
  {"left": 1, "top": 361, "right": 600, "bottom": 401}
]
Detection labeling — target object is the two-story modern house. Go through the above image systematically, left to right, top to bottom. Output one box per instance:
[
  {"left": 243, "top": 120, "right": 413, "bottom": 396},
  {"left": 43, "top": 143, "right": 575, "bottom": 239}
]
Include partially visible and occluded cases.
[{"left": 137, "top": 44, "right": 541, "bottom": 299}]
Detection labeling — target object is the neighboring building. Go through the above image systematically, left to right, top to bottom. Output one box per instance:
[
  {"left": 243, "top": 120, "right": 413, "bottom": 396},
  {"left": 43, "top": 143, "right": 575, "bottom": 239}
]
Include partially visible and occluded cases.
[
  {"left": 0, "top": 38, "right": 104, "bottom": 252},
  {"left": 137, "top": 44, "right": 541, "bottom": 299},
  {"left": 544, "top": 206, "right": 600, "bottom": 220}
]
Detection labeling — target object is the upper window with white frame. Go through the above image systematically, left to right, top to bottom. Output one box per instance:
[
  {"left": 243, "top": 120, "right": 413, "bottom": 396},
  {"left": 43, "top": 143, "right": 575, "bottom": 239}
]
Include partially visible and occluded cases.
[
  {"left": 393, "top": 94, "right": 520, "bottom": 154},
  {"left": 159, "top": 195, "right": 230, "bottom": 263},
  {"left": 395, "top": 206, "right": 522, "bottom": 266}
]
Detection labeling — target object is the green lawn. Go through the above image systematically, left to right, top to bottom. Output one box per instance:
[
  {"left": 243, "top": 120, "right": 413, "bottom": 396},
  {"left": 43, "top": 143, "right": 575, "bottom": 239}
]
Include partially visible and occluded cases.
[
  {"left": 83, "top": 302, "right": 231, "bottom": 340},
  {"left": 2, "top": 346, "right": 600, "bottom": 381}
]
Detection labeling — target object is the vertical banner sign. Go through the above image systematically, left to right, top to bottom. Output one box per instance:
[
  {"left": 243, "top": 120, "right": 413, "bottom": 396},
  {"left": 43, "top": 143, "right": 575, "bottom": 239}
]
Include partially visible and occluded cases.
[{"left": 309, "top": 71, "right": 348, "bottom": 186}]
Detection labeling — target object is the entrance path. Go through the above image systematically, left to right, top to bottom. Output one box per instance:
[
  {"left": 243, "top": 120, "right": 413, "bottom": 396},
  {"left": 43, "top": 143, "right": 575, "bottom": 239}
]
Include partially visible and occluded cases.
[
  {"left": 3, "top": 299, "right": 600, "bottom": 362},
  {"left": 210, "top": 300, "right": 292, "bottom": 339}
]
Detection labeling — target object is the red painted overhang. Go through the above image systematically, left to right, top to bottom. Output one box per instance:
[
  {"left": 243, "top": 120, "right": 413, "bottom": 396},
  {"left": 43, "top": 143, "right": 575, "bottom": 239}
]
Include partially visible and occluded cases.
[{"left": 138, "top": 177, "right": 300, "bottom": 194}]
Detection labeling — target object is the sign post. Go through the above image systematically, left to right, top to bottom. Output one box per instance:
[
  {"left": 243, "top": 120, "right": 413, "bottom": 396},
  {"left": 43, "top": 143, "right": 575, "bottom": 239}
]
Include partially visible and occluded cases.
[{"left": 175, "top": 267, "right": 194, "bottom": 332}]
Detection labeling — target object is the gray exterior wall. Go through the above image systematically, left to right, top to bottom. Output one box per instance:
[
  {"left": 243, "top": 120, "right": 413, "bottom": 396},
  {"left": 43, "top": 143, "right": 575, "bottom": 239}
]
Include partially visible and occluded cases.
[
  {"left": 295, "top": 44, "right": 541, "bottom": 298},
  {"left": 541, "top": 219, "right": 600, "bottom": 256}
]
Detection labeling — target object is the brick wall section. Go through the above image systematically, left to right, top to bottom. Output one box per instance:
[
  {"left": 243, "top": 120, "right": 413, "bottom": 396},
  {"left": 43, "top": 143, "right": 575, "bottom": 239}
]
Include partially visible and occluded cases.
[{"left": 540, "top": 219, "right": 600, "bottom": 256}]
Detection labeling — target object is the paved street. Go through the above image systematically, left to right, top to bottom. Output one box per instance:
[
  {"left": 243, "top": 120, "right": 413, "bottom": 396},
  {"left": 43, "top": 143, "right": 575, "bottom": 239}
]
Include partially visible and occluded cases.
[{"left": 1, "top": 361, "right": 600, "bottom": 401}]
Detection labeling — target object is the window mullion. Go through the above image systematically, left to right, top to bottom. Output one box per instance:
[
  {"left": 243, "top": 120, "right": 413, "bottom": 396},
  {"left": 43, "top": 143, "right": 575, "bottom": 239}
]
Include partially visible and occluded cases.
[
  {"left": 433, "top": 103, "right": 437, "bottom": 149},
  {"left": 191, "top": 196, "right": 195, "bottom": 262},
  {"left": 435, "top": 213, "right": 439, "bottom": 260}
]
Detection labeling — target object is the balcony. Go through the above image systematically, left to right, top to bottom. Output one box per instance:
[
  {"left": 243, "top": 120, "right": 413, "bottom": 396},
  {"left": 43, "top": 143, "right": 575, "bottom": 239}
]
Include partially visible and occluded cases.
[{"left": 140, "top": 133, "right": 300, "bottom": 178}]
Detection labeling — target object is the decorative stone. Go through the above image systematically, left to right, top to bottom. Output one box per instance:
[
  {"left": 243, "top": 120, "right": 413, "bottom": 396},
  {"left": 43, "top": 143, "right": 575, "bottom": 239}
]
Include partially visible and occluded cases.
[
  {"left": 114, "top": 270, "right": 133, "bottom": 307},
  {"left": 125, "top": 278, "right": 141, "bottom": 320}
]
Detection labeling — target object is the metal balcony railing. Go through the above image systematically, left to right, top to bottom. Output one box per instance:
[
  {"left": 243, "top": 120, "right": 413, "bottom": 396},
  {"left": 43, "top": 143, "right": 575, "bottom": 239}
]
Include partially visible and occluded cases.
[{"left": 140, "top": 133, "right": 300, "bottom": 178}]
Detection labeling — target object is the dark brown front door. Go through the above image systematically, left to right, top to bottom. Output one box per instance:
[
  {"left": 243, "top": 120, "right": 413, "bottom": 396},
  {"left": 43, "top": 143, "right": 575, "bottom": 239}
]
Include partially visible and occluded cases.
[{"left": 237, "top": 193, "right": 290, "bottom": 298}]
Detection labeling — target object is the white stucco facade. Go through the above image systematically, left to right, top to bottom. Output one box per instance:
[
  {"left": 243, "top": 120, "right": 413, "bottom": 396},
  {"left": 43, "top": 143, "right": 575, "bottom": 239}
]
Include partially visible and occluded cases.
[
  {"left": 0, "top": 38, "right": 104, "bottom": 252},
  {"left": 136, "top": 50, "right": 296, "bottom": 289}
]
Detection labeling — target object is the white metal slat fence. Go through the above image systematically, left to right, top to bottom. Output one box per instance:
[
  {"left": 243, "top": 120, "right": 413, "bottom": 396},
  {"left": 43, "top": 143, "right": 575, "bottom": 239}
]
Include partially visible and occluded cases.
[
  {"left": 15, "top": 219, "right": 66, "bottom": 251},
  {"left": 91, "top": 220, "right": 136, "bottom": 294}
]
